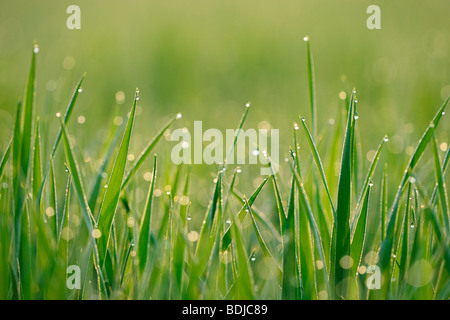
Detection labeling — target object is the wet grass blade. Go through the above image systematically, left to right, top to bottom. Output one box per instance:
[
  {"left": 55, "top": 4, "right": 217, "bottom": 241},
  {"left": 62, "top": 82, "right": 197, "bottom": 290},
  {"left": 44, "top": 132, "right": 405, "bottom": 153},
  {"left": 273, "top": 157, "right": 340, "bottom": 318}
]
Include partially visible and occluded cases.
[
  {"left": 304, "top": 36, "right": 317, "bottom": 139},
  {"left": 36, "top": 75, "right": 85, "bottom": 206},
  {"left": 333, "top": 90, "right": 356, "bottom": 298},
  {"left": 97, "top": 91, "right": 137, "bottom": 267},
  {"left": 378, "top": 97, "right": 449, "bottom": 293},
  {"left": 122, "top": 115, "right": 178, "bottom": 189},
  {"left": 299, "top": 117, "right": 336, "bottom": 217},
  {"left": 32, "top": 119, "right": 42, "bottom": 202},
  {"left": 431, "top": 132, "right": 449, "bottom": 234},
  {"left": 0, "top": 140, "right": 11, "bottom": 180},
  {"left": 137, "top": 156, "right": 157, "bottom": 272},
  {"left": 281, "top": 177, "right": 301, "bottom": 300},
  {"left": 351, "top": 183, "right": 372, "bottom": 275}
]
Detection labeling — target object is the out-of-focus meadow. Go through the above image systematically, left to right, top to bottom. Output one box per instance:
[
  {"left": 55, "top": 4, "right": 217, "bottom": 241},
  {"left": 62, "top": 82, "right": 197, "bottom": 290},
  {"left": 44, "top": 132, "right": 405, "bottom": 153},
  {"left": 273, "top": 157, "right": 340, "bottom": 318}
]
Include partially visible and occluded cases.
[{"left": 0, "top": 0, "right": 450, "bottom": 300}]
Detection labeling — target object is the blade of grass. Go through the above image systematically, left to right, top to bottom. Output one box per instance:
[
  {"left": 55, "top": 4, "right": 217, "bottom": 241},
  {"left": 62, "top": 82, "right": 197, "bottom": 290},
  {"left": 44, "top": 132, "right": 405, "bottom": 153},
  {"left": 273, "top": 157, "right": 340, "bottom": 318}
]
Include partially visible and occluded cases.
[
  {"left": 97, "top": 90, "right": 137, "bottom": 267},
  {"left": 378, "top": 97, "right": 449, "bottom": 295},
  {"left": 137, "top": 155, "right": 157, "bottom": 272}
]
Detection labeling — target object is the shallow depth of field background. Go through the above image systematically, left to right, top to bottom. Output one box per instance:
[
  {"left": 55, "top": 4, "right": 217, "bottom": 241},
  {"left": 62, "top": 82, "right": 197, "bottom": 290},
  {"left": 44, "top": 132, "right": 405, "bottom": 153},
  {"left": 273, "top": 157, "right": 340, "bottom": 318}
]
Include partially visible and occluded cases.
[{"left": 0, "top": 1, "right": 450, "bottom": 251}]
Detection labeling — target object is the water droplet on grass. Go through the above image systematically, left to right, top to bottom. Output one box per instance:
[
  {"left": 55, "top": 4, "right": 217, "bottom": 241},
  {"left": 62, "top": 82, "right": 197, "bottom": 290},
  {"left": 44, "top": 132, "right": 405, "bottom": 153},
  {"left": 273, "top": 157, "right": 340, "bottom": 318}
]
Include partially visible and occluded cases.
[
  {"left": 33, "top": 44, "right": 39, "bottom": 53},
  {"left": 78, "top": 88, "right": 83, "bottom": 93},
  {"left": 384, "top": 136, "right": 389, "bottom": 142}
]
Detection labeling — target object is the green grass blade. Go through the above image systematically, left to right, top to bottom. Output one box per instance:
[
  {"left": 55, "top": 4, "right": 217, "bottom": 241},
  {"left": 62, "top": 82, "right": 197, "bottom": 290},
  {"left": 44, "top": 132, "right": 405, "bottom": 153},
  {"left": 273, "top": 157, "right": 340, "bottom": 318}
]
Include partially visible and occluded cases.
[
  {"left": 304, "top": 36, "right": 317, "bottom": 139},
  {"left": 36, "top": 75, "right": 85, "bottom": 206},
  {"left": 97, "top": 90, "right": 137, "bottom": 267},
  {"left": 333, "top": 90, "right": 356, "bottom": 298},
  {"left": 378, "top": 97, "right": 449, "bottom": 294},
  {"left": 122, "top": 115, "right": 178, "bottom": 189},
  {"left": 299, "top": 117, "right": 336, "bottom": 217},
  {"left": 32, "top": 118, "right": 42, "bottom": 202},
  {"left": 431, "top": 132, "right": 449, "bottom": 234},
  {"left": 0, "top": 140, "right": 11, "bottom": 180},
  {"left": 137, "top": 156, "right": 157, "bottom": 271},
  {"left": 281, "top": 176, "right": 301, "bottom": 300},
  {"left": 351, "top": 183, "right": 372, "bottom": 275}
]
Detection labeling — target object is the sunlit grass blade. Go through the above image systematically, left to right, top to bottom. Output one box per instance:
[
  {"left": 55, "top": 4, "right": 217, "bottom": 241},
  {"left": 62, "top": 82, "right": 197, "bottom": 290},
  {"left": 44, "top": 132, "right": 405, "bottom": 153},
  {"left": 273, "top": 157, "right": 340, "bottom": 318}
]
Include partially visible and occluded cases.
[
  {"left": 304, "top": 36, "right": 317, "bottom": 139},
  {"left": 36, "top": 75, "right": 85, "bottom": 206},
  {"left": 97, "top": 90, "right": 137, "bottom": 267},
  {"left": 333, "top": 90, "right": 356, "bottom": 298},
  {"left": 379, "top": 97, "right": 449, "bottom": 294},
  {"left": 122, "top": 114, "right": 179, "bottom": 189},
  {"left": 299, "top": 116, "right": 336, "bottom": 217},
  {"left": 32, "top": 118, "right": 42, "bottom": 203},
  {"left": 431, "top": 132, "right": 449, "bottom": 234},
  {"left": 0, "top": 139, "right": 11, "bottom": 180},
  {"left": 137, "top": 155, "right": 157, "bottom": 272},
  {"left": 381, "top": 163, "right": 388, "bottom": 241},
  {"left": 281, "top": 177, "right": 301, "bottom": 300},
  {"left": 350, "top": 182, "right": 372, "bottom": 275}
]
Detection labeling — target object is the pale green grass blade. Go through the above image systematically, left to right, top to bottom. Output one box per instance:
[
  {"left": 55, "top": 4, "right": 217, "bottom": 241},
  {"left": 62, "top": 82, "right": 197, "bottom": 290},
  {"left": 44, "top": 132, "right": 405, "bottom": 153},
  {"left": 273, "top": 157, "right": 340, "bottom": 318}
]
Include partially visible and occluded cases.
[
  {"left": 304, "top": 36, "right": 317, "bottom": 139},
  {"left": 36, "top": 75, "right": 85, "bottom": 206},
  {"left": 97, "top": 90, "right": 137, "bottom": 267},
  {"left": 333, "top": 90, "right": 356, "bottom": 298},
  {"left": 379, "top": 97, "right": 449, "bottom": 294},
  {"left": 122, "top": 115, "right": 178, "bottom": 189},
  {"left": 299, "top": 117, "right": 336, "bottom": 217},
  {"left": 32, "top": 118, "right": 42, "bottom": 202},
  {"left": 60, "top": 119, "right": 95, "bottom": 231},
  {"left": 88, "top": 122, "right": 124, "bottom": 213},
  {"left": 431, "top": 133, "right": 449, "bottom": 234},
  {"left": 351, "top": 136, "right": 386, "bottom": 230},
  {"left": 0, "top": 140, "right": 11, "bottom": 180},
  {"left": 137, "top": 156, "right": 157, "bottom": 271},
  {"left": 380, "top": 163, "right": 388, "bottom": 241},
  {"left": 281, "top": 177, "right": 301, "bottom": 300},
  {"left": 350, "top": 182, "right": 372, "bottom": 275}
]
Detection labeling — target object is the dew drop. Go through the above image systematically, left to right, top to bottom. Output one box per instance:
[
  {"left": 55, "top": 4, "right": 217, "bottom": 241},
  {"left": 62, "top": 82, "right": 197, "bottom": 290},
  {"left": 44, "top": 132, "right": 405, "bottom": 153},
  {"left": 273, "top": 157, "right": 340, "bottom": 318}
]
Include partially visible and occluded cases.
[
  {"left": 303, "top": 35, "right": 309, "bottom": 42},
  {"left": 33, "top": 44, "right": 39, "bottom": 53},
  {"left": 78, "top": 88, "right": 83, "bottom": 93},
  {"left": 245, "top": 102, "right": 251, "bottom": 108},
  {"left": 442, "top": 111, "right": 446, "bottom": 115},
  {"left": 56, "top": 112, "right": 61, "bottom": 118},
  {"left": 176, "top": 113, "right": 182, "bottom": 119},
  {"left": 354, "top": 115, "right": 359, "bottom": 120},
  {"left": 301, "top": 117, "right": 306, "bottom": 122},
  {"left": 294, "top": 123, "right": 299, "bottom": 130},
  {"left": 384, "top": 136, "right": 389, "bottom": 142},
  {"left": 252, "top": 149, "right": 259, "bottom": 156},
  {"left": 236, "top": 167, "right": 242, "bottom": 173},
  {"left": 409, "top": 177, "right": 416, "bottom": 184},
  {"left": 368, "top": 180, "right": 374, "bottom": 187},
  {"left": 104, "top": 184, "right": 108, "bottom": 188},
  {"left": 187, "top": 215, "right": 192, "bottom": 221},
  {"left": 226, "top": 220, "right": 231, "bottom": 224},
  {"left": 410, "top": 222, "right": 415, "bottom": 228}
]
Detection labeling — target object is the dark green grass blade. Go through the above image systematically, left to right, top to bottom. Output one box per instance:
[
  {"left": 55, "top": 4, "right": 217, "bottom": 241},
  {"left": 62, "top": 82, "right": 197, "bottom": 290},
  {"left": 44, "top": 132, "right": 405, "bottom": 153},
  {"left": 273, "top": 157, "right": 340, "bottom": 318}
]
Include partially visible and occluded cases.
[
  {"left": 304, "top": 36, "right": 317, "bottom": 139},
  {"left": 19, "top": 44, "right": 36, "bottom": 183},
  {"left": 36, "top": 75, "right": 85, "bottom": 205},
  {"left": 333, "top": 90, "right": 356, "bottom": 298},
  {"left": 97, "top": 91, "right": 137, "bottom": 267},
  {"left": 378, "top": 97, "right": 449, "bottom": 294},
  {"left": 122, "top": 115, "right": 178, "bottom": 189},
  {"left": 299, "top": 117, "right": 336, "bottom": 217},
  {"left": 32, "top": 119, "right": 42, "bottom": 202},
  {"left": 60, "top": 119, "right": 95, "bottom": 231},
  {"left": 88, "top": 122, "right": 124, "bottom": 213},
  {"left": 431, "top": 133, "right": 449, "bottom": 234},
  {"left": 352, "top": 137, "right": 386, "bottom": 229},
  {"left": 0, "top": 140, "right": 11, "bottom": 180},
  {"left": 137, "top": 156, "right": 157, "bottom": 271},
  {"left": 381, "top": 163, "right": 388, "bottom": 241},
  {"left": 222, "top": 176, "right": 269, "bottom": 250},
  {"left": 281, "top": 177, "right": 301, "bottom": 300},
  {"left": 351, "top": 183, "right": 372, "bottom": 275}
]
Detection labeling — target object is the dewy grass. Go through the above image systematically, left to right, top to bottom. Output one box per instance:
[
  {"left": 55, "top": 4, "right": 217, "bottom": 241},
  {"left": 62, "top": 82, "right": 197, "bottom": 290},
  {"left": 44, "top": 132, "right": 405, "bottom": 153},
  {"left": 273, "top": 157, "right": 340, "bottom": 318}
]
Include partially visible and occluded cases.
[{"left": 0, "top": 42, "right": 449, "bottom": 300}]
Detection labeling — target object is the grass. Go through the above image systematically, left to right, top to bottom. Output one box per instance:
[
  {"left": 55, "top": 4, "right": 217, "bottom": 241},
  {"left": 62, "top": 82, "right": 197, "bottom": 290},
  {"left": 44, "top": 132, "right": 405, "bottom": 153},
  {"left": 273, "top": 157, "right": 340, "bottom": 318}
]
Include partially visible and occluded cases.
[{"left": 0, "top": 41, "right": 449, "bottom": 300}]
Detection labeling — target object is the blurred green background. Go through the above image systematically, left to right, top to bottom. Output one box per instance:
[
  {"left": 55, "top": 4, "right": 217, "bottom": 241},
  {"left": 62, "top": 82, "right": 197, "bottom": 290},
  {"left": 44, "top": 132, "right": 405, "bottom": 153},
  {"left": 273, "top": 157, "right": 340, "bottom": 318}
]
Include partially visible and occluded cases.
[{"left": 0, "top": 0, "right": 449, "bottom": 197}]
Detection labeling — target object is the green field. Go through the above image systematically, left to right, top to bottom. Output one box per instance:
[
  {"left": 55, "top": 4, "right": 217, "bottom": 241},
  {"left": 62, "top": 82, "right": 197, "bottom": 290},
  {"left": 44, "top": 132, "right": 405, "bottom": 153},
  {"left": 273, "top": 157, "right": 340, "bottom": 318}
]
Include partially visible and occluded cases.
[{"left": 0, "top": 1, "right": 449, "bottom": 299}]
